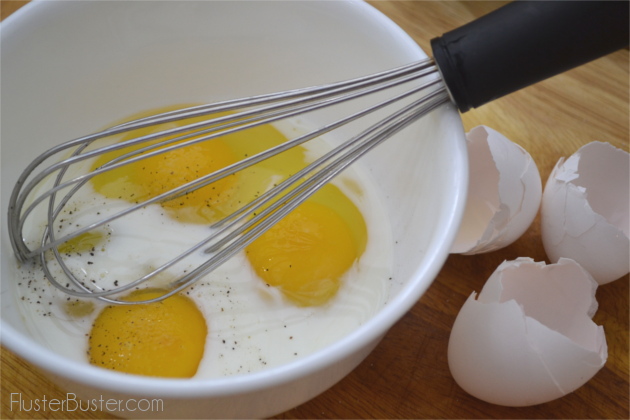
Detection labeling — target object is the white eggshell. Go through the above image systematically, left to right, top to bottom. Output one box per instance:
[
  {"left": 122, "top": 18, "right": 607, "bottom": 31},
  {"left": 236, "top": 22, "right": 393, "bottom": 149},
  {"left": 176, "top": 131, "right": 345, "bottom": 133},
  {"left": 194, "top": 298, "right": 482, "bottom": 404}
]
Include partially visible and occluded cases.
[
  {"left": 451, "top": 126, "right": 542, "bottom": 254},
  {"left": 541, "top": 141, "right": 629, "bottom": 285},
  {"left": 448, "top": 257, "right": 607, "bottom": 407}
]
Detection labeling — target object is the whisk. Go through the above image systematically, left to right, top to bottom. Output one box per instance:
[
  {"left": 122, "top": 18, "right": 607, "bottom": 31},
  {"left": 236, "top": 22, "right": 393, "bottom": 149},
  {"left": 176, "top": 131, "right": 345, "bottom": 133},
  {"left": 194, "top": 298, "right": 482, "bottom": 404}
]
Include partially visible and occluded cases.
[{"left": 8, "top": 1, "right": 628, "bottom": 304}]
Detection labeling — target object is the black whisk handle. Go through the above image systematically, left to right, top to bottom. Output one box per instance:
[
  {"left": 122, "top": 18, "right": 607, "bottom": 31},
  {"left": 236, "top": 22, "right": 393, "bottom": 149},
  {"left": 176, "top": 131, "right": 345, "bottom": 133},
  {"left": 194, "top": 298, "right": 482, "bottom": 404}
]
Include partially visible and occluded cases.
[{"left": 431, "top": 0, "right": 629, "bottom": 113}]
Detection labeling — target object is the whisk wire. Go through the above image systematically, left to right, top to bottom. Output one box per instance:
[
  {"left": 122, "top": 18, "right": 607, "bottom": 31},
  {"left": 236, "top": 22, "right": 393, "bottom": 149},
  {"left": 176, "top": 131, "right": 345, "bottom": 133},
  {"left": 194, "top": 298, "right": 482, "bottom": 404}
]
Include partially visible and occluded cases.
[
  {"left": 9, "top": 58, "right": 449, "bottom": 304},
  {"left": 11, "top": 59, "right": 441, "bottom": 262},
  {"left": 110, "top": 59, "right": 437, "bottom": 130},
  {"left": 169, "top": 86, "right": 450, "bottom": 303}
]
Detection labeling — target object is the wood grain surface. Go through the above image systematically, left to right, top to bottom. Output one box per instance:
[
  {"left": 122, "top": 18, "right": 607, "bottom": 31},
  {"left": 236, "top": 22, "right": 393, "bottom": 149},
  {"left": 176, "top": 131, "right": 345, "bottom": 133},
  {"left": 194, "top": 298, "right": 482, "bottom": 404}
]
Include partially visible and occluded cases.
[{"left": 1, "top": 1, "right": 628, "bottom": 419}]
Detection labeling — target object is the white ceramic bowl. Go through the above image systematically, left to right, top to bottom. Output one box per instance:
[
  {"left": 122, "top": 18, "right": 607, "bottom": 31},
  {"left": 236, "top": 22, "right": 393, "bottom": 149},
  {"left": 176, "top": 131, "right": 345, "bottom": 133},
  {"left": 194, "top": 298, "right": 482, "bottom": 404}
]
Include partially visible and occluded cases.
[{"left": 1, "top": 1, "right": 467, "bottom": 418}]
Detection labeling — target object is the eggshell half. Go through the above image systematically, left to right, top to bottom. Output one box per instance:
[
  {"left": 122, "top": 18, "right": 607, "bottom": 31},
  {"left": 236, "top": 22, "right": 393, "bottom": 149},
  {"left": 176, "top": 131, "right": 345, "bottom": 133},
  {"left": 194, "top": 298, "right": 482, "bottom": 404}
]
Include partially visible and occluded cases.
[
  {"left": 451, "top": 126, "right": 542, "bottom": 254},
  {"left": 541, "top": 141, "right": 629, "bottom": 285},
  {"left": 448, "top": 257, "right": 607, "bottom": 407}
]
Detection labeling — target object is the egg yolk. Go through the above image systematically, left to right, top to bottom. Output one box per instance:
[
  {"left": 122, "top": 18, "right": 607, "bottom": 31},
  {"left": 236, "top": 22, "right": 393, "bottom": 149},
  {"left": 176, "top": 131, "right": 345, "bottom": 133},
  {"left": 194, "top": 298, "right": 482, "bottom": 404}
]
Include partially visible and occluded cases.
[
  {"left": 90, "top": 106, "right": 368, "bottom": 307},
  {"left": 91, "top": 107, "right": 308, "bottom": 224},
  {"left": 91, "top": 124, "right": 239, "bottom": 224},
  {"left": 134, "top": 138, "right": 238, "bottom": 215},
  {"left": 246, "top": 199, "right": 361, "bottom": 306},
  {"left": 56, "top": 230, "right": 107, "bottom": 255},
  {"left": 88, "top": 289, "right": 207, "bottom": 378}
]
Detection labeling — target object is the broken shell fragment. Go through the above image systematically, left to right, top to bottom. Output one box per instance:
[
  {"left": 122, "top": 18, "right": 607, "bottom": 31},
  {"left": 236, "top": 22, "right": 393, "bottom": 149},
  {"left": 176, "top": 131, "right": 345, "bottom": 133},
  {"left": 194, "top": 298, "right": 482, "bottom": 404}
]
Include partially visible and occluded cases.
[
  {"left": 451, "top": 126, "right": 542, "bottom": 255},
  {"left": 541, "top": 141, "right": 629, "bottom": 285},
  {"left": 448, "top": 257, "right": 607, "bottom": 407}
]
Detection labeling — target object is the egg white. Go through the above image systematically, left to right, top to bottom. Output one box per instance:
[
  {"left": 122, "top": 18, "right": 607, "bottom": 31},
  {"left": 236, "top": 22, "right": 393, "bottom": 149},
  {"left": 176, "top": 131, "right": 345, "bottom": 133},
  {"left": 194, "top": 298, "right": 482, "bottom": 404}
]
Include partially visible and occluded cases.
[{"left": 12, "top": 117, "right": 394, "bottom": 378}]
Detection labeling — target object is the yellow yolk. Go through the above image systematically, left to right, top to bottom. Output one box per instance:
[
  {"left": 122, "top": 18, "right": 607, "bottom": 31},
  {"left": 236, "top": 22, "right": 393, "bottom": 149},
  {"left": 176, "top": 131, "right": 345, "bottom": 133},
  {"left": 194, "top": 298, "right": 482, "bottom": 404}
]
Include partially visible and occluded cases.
[
  {"left": 90, "top": 105, "right": 368, "bottom": 307},
  {"left": 90, "top": 107, "right": 306, "bottom": 224},
  {"left": 91, "top": 125, "right": 239, "bottom": 224},
  {"left": 132, "top": 138, "right": 238, "bottom": 217},
  {"left": 246, "top": 198, "right": 362, "bottom": 306},
  {"left": 56, "top": 230, "right": 106, "bottom": 255},
  {"left": 88, "top": 289, "right": 207, "bottom": 378}
]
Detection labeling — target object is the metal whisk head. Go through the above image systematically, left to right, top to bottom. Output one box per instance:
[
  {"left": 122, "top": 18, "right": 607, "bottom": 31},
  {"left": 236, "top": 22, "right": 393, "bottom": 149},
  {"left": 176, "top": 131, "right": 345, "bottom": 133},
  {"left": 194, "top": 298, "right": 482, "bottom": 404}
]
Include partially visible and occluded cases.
[{"left": 8, "top": 58, "right": 449, "bottom": 304}]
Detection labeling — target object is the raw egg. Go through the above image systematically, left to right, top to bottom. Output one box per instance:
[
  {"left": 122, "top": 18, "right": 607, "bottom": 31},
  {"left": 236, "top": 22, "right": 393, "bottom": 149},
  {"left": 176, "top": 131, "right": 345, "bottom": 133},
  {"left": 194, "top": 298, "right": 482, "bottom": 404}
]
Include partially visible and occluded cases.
[
  {"left": 90, "top": 106, "right": 367, "bottom": 306},
  {"left": 14, "top": 109, "right": 391, "bottom": 379},
  {"left": 90, "top": 109, "right": 302, "bottom": 225},
  {"left": 246, "top": 199, "right": 361, "bottom": 306},
  {"left": 88, "top": 289, "right": 207, "bottom": 378}
]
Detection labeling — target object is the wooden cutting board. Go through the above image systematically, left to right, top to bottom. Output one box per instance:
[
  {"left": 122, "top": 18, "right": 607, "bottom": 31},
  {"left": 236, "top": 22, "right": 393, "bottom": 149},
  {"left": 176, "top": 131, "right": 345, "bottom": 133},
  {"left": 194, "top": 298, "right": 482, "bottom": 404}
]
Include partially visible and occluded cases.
[{"left": 1, "top": 1, "right": 628, "bottom": 419}]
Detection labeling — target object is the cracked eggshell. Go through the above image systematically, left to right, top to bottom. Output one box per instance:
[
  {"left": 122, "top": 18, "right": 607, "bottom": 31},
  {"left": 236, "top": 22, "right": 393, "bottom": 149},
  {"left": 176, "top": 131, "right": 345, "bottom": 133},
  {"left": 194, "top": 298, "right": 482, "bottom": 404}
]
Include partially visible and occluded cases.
[
  {"left": 451, "top": 126, "right": 542, "bottom": 255},
  {"left": 541, "top": 141, "right": 629, "bottom": 285},
  {"left": 448, "top": 257, "right": 607, "bottom": 407}
]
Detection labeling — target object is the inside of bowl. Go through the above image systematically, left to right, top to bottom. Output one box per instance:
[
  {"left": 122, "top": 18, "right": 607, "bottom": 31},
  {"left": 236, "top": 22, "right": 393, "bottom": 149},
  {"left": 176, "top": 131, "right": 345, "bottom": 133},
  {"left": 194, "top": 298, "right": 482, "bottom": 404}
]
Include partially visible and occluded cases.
[{"left": 1, "top": 0, "right": 466, "bottom": 382}]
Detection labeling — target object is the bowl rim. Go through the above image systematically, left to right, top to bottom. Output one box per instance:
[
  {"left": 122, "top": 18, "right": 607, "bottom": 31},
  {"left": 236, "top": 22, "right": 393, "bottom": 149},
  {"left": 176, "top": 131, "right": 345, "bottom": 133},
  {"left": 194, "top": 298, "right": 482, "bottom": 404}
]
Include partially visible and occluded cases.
[{"left": 0, "top": 0, "right": 468, "bottom": 398}]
